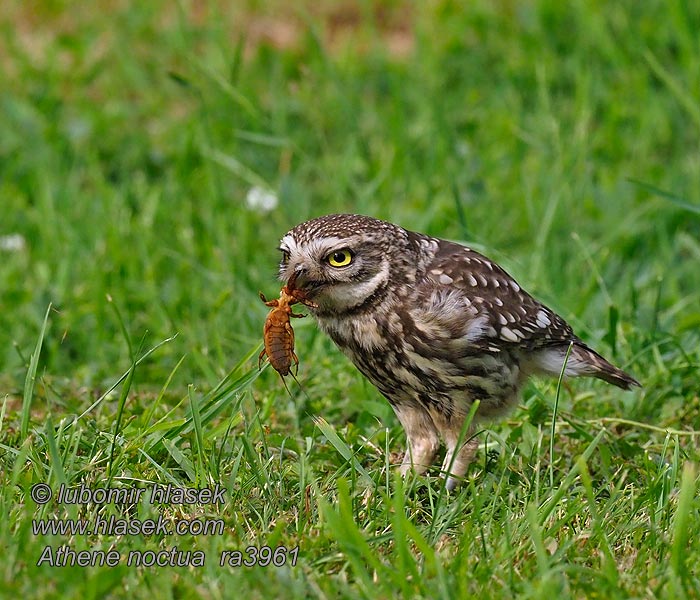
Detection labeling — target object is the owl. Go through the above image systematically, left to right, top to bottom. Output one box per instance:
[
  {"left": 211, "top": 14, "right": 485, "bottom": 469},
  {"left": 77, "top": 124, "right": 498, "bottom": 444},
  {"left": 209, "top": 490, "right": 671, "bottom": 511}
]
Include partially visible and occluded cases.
[{"left": 277, "top": 214, "right": 639, "bottom": 490}]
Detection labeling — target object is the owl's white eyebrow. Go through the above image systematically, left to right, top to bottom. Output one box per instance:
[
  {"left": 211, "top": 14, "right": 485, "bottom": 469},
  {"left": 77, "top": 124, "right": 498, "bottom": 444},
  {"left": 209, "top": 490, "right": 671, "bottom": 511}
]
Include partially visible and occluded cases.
[
  {"left": 304, "top": 237, "right": 348, "bottom": 256},
  {"left": 327, "top": 237, "right": 364, "bottom": 250}
]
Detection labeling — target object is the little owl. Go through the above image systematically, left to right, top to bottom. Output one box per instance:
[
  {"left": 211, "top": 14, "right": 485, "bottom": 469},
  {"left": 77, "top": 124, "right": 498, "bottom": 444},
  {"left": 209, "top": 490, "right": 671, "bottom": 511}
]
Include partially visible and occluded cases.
[{"left": 276, "top": 214, "right": 639, "bottom": 489}]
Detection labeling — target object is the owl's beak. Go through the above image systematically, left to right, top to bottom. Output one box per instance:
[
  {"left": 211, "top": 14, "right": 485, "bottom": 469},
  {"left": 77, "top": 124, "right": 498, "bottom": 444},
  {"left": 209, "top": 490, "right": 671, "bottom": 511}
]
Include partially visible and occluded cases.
[
  {"left": 288, "top": 266, "right": 320, "bottom": 296},
  {"left": 285, "top": 267, "right": 319, "bottom": 308},
  {"left": 287, "top": 267, "right": 307, "bottom": 291}
]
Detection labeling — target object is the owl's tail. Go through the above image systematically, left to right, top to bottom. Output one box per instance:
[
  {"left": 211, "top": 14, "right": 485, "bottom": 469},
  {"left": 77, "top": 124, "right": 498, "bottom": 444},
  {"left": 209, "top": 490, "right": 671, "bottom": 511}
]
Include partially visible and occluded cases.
[{"left": 571, "top": 343, "right": 641, "bottom": 390}]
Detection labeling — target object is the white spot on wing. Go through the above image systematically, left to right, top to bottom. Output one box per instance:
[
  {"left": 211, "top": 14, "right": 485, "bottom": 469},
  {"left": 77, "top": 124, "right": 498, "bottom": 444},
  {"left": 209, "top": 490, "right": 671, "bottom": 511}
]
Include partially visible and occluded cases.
[
  {"left": 439, "top": 273, "right": 454, "bottom": 285},
  {"left": 467, "top": 274, "right": 478, "bottom": 286},
  {"left": 536, "top": 309, "right": 552, "bottom": 328},
  {"left": 500, "top": 327, "right": 520, "bottom": 343}
]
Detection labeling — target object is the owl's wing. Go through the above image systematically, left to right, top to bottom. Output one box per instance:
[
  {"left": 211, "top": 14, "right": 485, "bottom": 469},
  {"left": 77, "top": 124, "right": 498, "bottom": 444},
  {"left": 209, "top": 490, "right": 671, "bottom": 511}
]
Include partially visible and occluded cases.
[{"left": 414, "top": 238, "right": 577, "bottom": 352}]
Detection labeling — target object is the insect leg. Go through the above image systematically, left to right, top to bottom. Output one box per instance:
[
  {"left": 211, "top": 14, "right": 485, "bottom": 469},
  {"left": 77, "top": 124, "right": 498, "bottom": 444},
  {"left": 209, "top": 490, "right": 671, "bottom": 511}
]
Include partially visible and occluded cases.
[{"left": 259, "top": 291, "right": 279, "bottom": 307}]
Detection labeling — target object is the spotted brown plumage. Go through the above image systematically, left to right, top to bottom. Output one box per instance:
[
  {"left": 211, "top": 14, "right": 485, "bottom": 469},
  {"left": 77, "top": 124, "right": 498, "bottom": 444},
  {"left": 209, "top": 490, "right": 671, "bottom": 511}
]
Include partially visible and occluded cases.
[{"left": 277, "top": 213, "right": 640, "bottom": 489}]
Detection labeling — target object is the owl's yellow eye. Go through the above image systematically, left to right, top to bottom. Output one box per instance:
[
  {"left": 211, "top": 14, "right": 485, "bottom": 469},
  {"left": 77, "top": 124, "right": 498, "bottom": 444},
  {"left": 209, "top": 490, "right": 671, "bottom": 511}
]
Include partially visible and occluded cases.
[{"left": 327, "top": 249, "right": 353, "bottom": 267}]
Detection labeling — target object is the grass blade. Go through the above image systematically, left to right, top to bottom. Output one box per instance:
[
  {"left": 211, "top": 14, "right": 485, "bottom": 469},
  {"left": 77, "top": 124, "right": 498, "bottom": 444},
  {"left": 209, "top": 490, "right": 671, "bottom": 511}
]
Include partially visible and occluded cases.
[
  {"left": 643, "top": 49, "right": 700, "bottom": 130},
  {"left": 627, "top": 178, "right": 700, "bottom": 215},
  {"left": 106, "top": 297, "right": 137, "bottom": 484},
  {"left": 21, "top": 304, "right": 51, "bottom": 439},
  {"left": 74, "top": 334, "right": 178, "bottom": 423},
  {"left": 550, "top": 341, "right": 573, "bottom": 488},
  {"left": 107, "top": 360, "right": 136, "bottom": 484},
  {"left": 188, "top": 384, "right": 208, "bottom": 483},
  {"left": 44, "top": 414, "right": 67, "bottom": 487},
  {"left": 313, "top": 416, "right": 372, "bottom": 482},
  {"left": 539, "top": 429, "right": 606, "bottom": 523},
  {"left": 162, "top": 438, "right": 196, "bottom": 482},
  {"left": 670, "top": 462, "right": 697, "bottom": 580},
  {"left": 320, "top": 478, "right": 391, "bottom": 593}
]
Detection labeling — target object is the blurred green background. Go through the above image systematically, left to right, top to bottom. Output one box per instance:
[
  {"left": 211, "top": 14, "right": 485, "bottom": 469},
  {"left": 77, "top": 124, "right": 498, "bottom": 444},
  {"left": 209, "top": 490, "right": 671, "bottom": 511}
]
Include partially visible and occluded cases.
[{"left": 2, "top": 0, "right": 698, "bottom": 399}]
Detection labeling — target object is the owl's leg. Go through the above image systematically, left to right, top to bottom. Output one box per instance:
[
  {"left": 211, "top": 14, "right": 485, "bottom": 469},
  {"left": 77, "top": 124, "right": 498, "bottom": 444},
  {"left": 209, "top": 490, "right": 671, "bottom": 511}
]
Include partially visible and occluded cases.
[
  {"left": 392, "top": 404, "right": 440, "bottom": 476},
  {"left": 435, "top": 418, "right": 479, "bottom": 491}
]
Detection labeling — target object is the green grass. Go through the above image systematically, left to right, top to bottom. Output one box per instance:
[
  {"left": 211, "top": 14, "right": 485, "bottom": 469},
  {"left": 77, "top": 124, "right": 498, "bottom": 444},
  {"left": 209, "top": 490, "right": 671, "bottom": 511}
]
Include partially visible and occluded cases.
[{"left": 1, "top": 0, "right": 700, "bottom": 598}]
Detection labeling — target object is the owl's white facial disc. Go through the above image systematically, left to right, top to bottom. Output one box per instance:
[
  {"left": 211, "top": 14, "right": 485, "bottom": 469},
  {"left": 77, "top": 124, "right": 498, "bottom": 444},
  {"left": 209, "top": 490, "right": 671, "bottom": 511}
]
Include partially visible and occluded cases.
[{"left": 278, "top": 229, "right": 394, "bottom": 316}]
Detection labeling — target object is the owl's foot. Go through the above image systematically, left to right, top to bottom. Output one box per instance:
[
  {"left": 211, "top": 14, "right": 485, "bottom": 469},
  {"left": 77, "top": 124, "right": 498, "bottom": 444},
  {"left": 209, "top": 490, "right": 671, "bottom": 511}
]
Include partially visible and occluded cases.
[
  {"left": 393, "top": 404, "right": 440, "bottom": 477},
  {"left": 441, "top": 436, "right": 479, "bottom": 491},
  {"left": 398, "top": 437, "right": 440, "bottom": 477}
]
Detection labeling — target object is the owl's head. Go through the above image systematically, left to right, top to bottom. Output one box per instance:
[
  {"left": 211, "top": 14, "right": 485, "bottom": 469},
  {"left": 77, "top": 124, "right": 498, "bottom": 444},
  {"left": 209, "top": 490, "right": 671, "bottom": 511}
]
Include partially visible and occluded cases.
[{"left": 278, "top": 214, "right": 409, "bottom": 314}]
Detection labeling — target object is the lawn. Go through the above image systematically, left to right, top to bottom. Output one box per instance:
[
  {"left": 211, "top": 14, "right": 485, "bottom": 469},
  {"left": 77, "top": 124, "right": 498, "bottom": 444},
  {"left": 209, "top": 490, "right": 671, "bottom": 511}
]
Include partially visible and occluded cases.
[{"left": 1, "top": 1, "right": 699, "bottom": 598}]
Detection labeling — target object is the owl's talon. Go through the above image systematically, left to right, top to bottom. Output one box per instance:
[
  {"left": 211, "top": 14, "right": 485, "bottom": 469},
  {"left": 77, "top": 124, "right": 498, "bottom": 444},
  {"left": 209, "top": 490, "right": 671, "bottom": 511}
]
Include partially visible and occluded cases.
[{"left": 444, "top": 475, "right": 460, "bottom": 492}]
